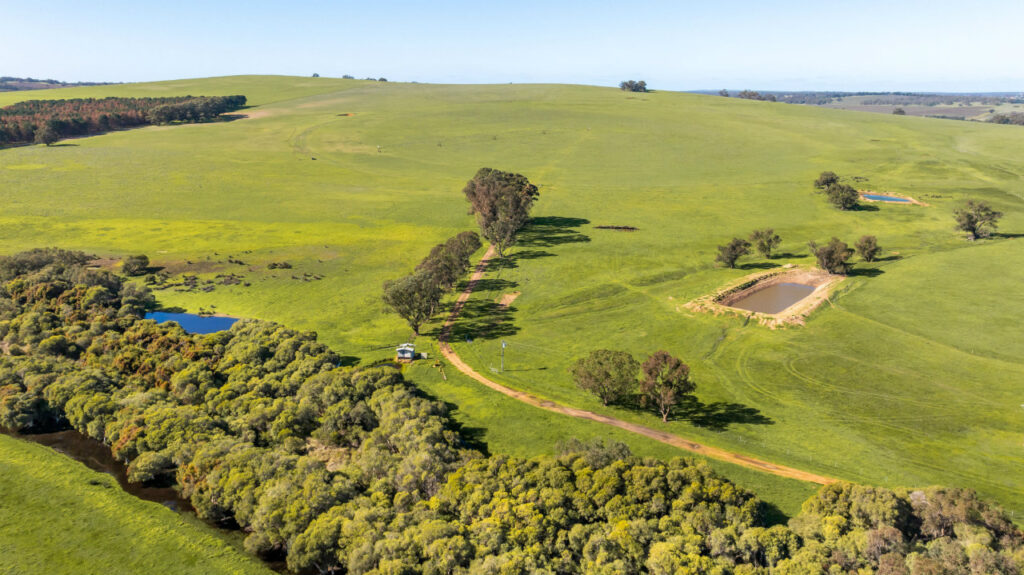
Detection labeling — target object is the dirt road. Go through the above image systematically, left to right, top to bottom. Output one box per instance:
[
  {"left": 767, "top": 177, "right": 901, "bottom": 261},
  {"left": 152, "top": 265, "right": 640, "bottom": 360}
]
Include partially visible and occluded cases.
[{"left": 438, "top": 246, "right": 837, "bottom": 485}]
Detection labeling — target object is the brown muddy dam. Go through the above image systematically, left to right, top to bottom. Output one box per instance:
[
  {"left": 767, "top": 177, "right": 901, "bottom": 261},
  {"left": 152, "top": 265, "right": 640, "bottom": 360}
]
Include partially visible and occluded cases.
[{"left": 727, "top": 282, "right": 816, "bottom": 314}]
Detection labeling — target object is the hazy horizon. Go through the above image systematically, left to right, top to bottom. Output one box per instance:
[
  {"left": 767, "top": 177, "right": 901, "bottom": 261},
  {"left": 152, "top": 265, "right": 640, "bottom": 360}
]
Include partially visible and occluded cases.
[{"left": 4, "top": 0, "right": 1023, "bottom": 92}]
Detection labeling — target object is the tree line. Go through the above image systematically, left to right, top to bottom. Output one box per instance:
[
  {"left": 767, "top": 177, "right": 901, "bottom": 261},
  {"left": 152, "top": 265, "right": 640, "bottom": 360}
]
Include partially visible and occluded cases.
[
  {"left": 0, "top": 95, "right": 247, "bottom": 146},
  {"left": 988, "top": 112, "right": 1024, "bottom": 125},
  {"left": 382, "top": 167, "right": 539, "bottom": 334},
  {"left": 715, "top": 226, "right": 880, "bottom": 275},
  {"left": 383, "top": 231, "right": 482, "bottom": 334},
  {"left": 0, "top": 248, "right": 1021, "bottom": 573}
]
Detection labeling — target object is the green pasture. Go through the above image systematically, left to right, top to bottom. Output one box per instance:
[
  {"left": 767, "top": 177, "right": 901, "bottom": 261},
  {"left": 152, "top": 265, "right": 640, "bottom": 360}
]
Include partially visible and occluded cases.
[
  {"left": 1, "top": 76, "right": 1023, "bottom": 520},
  {"left": 405, "top": 355, "right": 818, "bottom": 520},
  {"left": 0, "top": 434, "right": 273, "bottom": 575}
]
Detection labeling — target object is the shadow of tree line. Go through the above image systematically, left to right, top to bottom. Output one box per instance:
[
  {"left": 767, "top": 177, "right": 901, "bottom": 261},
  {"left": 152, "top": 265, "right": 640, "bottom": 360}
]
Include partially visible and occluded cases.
[{"left": 437, "top": 216, "right": 592, "bottom": 341}]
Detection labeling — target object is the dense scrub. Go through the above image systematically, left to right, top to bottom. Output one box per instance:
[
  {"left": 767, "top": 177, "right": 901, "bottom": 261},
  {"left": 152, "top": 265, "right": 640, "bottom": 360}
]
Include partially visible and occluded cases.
[
  {"left": 0, "top": 95, "right": 246, "bottom": 146},
  {"left": 989, "top": 112, "right": 1024, "bottom": 126},
  {"left": 0, "top": 249, "right": 1021, "bottom": 574}
]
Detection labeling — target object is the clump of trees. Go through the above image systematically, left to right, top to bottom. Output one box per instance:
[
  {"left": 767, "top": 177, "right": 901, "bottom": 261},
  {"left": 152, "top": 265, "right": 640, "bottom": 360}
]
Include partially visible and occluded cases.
[
  {"left": 619, "top": 80, "right": 648, "bottom": 92},
  {"left": 737, "top": 90, "right": 777, "bottom": 102},
  {"left": 0, "top": 95, "right": 246, "bottom": 147},
  {"left": 146, "top": 95, "right": 247, "bottom": 124},
  {"left": 988, "top": 112, "right": 1024, "bottom": 125},
  {"left": 33, "top": 124, "right": 58, "bottom": 146},
  {"left": 463, "top": 168, "right": 539, "bottom": 256},
  {"left": 814, "top": 171, "right": 860, "bottom": 210},
  {"left": 814, "top": 171, "right": 839, "bottom": 189},
  {"left": 954, "top": 200, "right": 1003, "bottom": 240},
  {"left": 750, "top": 228, "right": 782, "bottom": 258},
  {"left": 382, "top": 231, "right": 482, "bottom": 334},
  {"left": 855, "top": 235, "right": 881, "bottom": 261},
  {"left": 808, "top": 237, "right": 855, "bottom": 274},
  {"left": 716, "top": 238, "right": 752, "bottom": 268},
  {"left": 121, "top": 254, "right": 149, "bottom": 276},
  {"left": 571, "top": 349, "right": 640, "bottom": 406},
  {"left": 572, "top": 349, "right": 695, "bottom": 421},
  {"left": 778, "top": 482, "right": 1024, "bottom": 574}
]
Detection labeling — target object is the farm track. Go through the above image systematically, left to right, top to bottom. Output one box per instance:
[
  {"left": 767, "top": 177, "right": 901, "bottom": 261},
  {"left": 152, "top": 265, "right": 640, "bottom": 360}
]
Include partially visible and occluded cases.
[{"left": 438, "top": 246, "right": 838, "bottom": 485}]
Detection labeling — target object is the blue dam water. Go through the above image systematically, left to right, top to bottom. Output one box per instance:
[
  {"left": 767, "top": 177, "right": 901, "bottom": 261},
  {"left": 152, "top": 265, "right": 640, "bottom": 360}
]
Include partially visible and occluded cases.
[
  {"left": 863, "top": 193, "right": 911, "bottom": 203},
  {"left": 145, "top": 312, "right": 239, "bottom": 334}
]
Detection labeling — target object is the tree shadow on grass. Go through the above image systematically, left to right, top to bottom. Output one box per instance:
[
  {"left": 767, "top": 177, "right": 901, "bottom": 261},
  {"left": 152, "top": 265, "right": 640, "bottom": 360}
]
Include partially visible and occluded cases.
[
  {"left": 852, "top": 203, "right": 880, "bottom": 212},
  {"left": 516, "top": 216, "right": 592, "bottom": 248},
  {"left": 992, "top": 232, "right": 1024, "bottom": 239},
  {"left": 490, "top": 250, "right": 555, "bottom": 271},
  {"left": 772, "top": 252, "right": 808, "bottom": 259},
  {"left": 872, "top": 255, "right": 901, "bottom": 262},
  {"left": 739, "top": 262, "right": 781, "bottom": 270},
  {"left": 847, "top": 267, "right": 885, "bottom": 278},
  {"left": 457, "top": 277, "right": 518, "bottom": 293},
  {"left": 426, "top": 301, "right": 520, "bottom": 342},
  {"left": 337, "top": 355, "right": 361, "bottom": 368},
  {"left": 408, "top": 388, "right": 491, "bottom": 456},
  {"left": 620, "top": 395, "right": 773, "bottom": 431},
  {"left": 675, "top": 397, "right": 774, "bottom": 431},
  {"left": 758, "top": 500, "right": 791, "bottom": 527}
]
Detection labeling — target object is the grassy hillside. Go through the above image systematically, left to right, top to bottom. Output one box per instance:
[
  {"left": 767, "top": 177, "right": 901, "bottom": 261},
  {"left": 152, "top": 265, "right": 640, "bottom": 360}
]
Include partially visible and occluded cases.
[
  {"left": 1, "top": 75, "right": 1022, "bottom": 520},
  {"left": 0, "top": 435, "right": 273, "bottom": 575}
]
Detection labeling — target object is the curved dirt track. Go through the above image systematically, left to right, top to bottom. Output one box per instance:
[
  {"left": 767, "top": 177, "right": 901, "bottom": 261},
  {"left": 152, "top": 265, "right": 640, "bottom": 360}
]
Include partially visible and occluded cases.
[{"left": 438, "top": 246, "right": 837, "bottom": 485}]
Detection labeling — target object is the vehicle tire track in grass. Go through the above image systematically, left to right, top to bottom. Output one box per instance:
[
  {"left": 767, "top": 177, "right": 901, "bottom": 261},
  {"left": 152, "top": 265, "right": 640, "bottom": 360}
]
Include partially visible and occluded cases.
[{"left": 439, "top": 246, "right": 837, "bottom": 485}]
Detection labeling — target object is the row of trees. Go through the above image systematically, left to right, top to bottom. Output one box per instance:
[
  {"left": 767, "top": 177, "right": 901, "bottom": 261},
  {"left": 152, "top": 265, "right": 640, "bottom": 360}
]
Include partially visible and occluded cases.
[
  {"left": 0, "top": 95, "right": 246, "bottom": 146},
  {"left": 716, "top": 228, "right": 782, "bottom": 268},
  {"left": 715, "top": 229, "right": 879, "bottom": 275},
  {"left": 383, "top": 231, "right": 482, "bottom": 334},
  {"left": 808, "top": 236, "right": 879, "bottom": 274},
  {"left": 0, "top": 249, "right": 1021, "bottom": 573},
  {"left": 572, "top": 349, "right": 694, "bottom": 422}
]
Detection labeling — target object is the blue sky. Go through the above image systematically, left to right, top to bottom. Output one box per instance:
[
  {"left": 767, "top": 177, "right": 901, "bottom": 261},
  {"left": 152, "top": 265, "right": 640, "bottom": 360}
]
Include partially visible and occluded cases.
[{"left": 3, "top": 0, "right": 1022, "bottom": 91}]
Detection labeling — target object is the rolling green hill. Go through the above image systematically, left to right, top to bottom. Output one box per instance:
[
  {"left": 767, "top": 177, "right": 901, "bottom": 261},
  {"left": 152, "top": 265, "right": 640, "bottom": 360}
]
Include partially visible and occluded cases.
[{"left": 1, "top": 75, "right": 1022, "bottom": 523}]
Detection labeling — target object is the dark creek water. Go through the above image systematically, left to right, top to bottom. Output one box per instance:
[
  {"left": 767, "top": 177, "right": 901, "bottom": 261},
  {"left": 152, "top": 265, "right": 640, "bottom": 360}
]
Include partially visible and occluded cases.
[
  {"left": 862, "top": 193, "right": 911, "bottom": 203},
  {"left": 729, "top": 282, "right": 815, "bottom": 314},
  {"left": 145, "top": 312, "right": 238, "bottom": 334},
  {"left": 7, "top": 429, "right": 193, "bottom": 511}
]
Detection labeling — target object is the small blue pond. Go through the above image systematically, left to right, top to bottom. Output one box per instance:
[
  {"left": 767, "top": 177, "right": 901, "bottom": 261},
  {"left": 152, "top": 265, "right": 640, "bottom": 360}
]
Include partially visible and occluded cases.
[
  {"left": 863, "top": 193, "right": 911, "bottom": 203},
  {"left": 145, "top": 312, "right": 239, "bottom": 334}
]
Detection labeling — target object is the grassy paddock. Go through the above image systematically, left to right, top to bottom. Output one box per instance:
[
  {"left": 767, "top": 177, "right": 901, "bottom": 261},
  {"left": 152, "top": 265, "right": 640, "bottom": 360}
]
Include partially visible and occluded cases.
[
  {"left": 1, "top": 76, "right": 1022, "bottom": 519},
  {"left": 405, "top": 355, "right": 818, "bottom": 520},
  {"left": 0, "top": 435, "right": 272, "bottom": 575}
]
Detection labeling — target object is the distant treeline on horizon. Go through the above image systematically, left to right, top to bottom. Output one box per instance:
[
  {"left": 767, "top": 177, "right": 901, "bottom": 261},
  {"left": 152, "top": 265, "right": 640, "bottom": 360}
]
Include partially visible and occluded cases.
[
  {"left": 0, "top": 76, "right": 118, "bottom": 92},
  {"left": 696, "top": 89, "right": 1024, "bottom": 106},
  {"left": 0, "top": 95, "right": 246, "bottom": 147}
]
